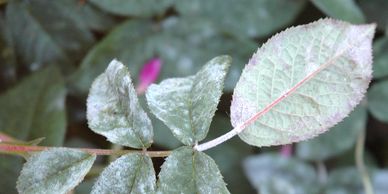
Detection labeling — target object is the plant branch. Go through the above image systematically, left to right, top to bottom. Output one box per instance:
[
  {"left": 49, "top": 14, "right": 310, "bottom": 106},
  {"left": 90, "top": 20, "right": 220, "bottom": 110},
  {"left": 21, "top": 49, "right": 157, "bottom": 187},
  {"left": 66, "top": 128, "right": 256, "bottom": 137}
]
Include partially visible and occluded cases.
[
  {"left": 355, "top": 128, "right": 374, "bottom": 194},
  {"left": 0, "top": 143, "right": 171, "bottom": 158}
]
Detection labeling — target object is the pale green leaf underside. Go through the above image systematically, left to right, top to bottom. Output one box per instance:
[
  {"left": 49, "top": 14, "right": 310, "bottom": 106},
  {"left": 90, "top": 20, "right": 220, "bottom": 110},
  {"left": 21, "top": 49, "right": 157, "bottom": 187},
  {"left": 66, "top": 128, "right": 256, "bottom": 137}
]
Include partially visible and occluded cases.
[
  {"left": 231, "top": 19, "right": 375, "bottom": 147},
  {"left": 146, "top": 56, "right": 231, "bottom": 145},
  {"left": 87, "top": 59, "right": 153, "bottom": 148},
  {"left": 157, "top": 147, "right": 229, "bottom": 194},
  {"left": 16, "top": 148, "right": 96, "bottom": 194},
  {"left": 92, "top": 153, "right": 156, "bottom": 194}
]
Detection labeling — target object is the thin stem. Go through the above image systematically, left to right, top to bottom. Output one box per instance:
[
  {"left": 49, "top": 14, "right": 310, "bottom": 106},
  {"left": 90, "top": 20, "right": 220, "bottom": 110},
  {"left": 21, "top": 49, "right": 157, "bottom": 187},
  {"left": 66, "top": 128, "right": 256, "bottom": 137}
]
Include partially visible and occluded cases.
[
  {"left": 194, "top": 126, "right": 239, "bottom": 151},
  {"left": 355, "top": 128, "right": 374, "bottom": 194},
  {"left": 0, "top": 143, "right": 171, "bottom": 158}
]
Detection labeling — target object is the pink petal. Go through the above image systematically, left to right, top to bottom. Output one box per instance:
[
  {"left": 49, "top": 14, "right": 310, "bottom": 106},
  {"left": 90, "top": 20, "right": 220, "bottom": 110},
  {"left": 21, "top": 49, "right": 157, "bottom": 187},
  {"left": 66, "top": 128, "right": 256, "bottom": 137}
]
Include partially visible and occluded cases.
[{"left": 136, "top": 58, "right": 162, "bottom": 94}]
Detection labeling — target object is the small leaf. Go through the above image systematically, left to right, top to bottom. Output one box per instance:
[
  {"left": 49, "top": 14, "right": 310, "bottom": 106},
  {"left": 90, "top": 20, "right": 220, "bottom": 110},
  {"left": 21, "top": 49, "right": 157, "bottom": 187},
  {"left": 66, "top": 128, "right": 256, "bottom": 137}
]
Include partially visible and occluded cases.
[
  {"left": 89, "top": 0, "right": 174, "bottom": 17},
  {"left": 175, "top": 0, "right": 306, "bottom": 38},
  {"left": 311, "top": 0, "right": 365, "bottom": 23},
  {"left": 231, "top": 19, "right": 375, "bottom": 147},
  {"left": 372, "top": 36, "right": 388, "bottom": 79},
  {"left": 146, "top": 56, "right": 230, "bottom": 145},
  {"left": 87, "top": 59, "right": 153, "bottom": 148},
  {"left": 0, "top": 66, "right": 66, "bottom": 194},
  {"left": 368, "top": 80, "right": 388, "bottom": 123},
  {"left": 296, "top": 105, "right": 367, "bottom": 160},
  {"left": 157, "top": 146, "right": 230, "bottom": 194},
  {"left": 17, "top": 148, "right": 96, "bottom": 194},
  {"left": 92, "top": 153, "right": 156, "bottom": 194},
  {"left": 243, "top": 153, "right": 319, "bottom": 194}
]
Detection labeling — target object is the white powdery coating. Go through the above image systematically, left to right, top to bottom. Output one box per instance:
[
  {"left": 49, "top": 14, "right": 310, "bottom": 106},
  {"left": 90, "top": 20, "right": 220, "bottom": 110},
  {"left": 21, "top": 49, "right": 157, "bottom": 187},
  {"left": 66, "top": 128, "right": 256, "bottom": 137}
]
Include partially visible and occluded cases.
[
  {"left": 231, "top": 18, "right": 376, "bottom": 147},
  {"left": 146, "top": 56, "right": 231, "bottom": 145},
  {"left": 87, "top": 59, "right": 153, "bottom": 148},
  {"left": 16, "top": 148, "right": 96, "bottom": 194},
  {"left": 92, "top": 153, "right": 156, "bottom": 194}
]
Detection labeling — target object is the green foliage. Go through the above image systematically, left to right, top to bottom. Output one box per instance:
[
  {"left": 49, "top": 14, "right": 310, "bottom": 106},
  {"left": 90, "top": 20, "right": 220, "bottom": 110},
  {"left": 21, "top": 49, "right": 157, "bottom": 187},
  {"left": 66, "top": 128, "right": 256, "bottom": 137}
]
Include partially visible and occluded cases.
[
  {"left": 1, "top": 0, "right": 387, "bottom": 193},
  {"left": 6, "top": 0, "right": 95, "bottom": 73},
  {"left": 89, "top": 0, "right": 173, "bottom": 17},
  {"left": 175, "top": 0, "right": 306, "bottom": 38},
  {"left": 311, "top": 0, "right": 365, "bottom": 23},
  {"left": 360, "top": 0, "right": 388, "bottom": 31},
  {"left": 71, "top": 17, "right": 255, "bottom": 93},
  {"left": 231, "top": 19, "right": 375, "bottom": 147},
  {"left": 372, "top": 36, "right": 388, "bottom": 79},
  {"left": 146, "top": 56, "right": 230, "bottom": 145},
  {"left": 87, "top": 60, "right": 153, "bottom": 148},
  {"left": 0, "top": 66, "right": 66, "bottom": 145},
  {"left": 0, "top": 66, "right": 67, "bottom": 194},
  {"left": 368, "top": 81, "right": 388, "bottom": 122},
  {"left": 157, "top": 146, "right": 229, "bottom": 194},
  {"left": 17, "top": 148, "right": 96, "bottom": 194},
  {"left": 92, "top": 153, "right": 156, "bottom": 194},
  {"left": 243, "top": 153, "right": 320, "bottom": 194},
  {"left": 325, "top": 168, "right": 388, "bottom": 194}
]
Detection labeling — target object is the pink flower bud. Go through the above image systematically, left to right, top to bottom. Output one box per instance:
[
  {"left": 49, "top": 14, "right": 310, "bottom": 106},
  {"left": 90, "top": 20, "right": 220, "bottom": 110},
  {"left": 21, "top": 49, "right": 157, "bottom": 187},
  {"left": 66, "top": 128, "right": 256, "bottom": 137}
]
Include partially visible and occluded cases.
[{"left": 136, "top": 58, "right": 162, "bottom": 94}]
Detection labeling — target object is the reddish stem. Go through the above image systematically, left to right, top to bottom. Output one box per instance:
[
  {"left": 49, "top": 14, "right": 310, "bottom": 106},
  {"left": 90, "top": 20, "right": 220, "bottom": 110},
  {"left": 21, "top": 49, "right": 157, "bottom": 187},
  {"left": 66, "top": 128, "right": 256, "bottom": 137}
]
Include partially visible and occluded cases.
[{"left": 0, "top": 143, "right": 171, "bottom": 157}]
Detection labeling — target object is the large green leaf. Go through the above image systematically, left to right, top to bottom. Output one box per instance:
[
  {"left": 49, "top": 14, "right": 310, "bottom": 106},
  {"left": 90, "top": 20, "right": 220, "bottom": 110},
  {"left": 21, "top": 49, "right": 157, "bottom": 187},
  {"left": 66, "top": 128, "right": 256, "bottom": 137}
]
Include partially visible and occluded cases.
[
  {"left": 6, "top": 0, "right": 94, "bottom": 73},
  {"left": 90, "top": 0, "right": 173, "bottom": 17},
  {"left": 175, "top": 0, "right": 306, "bottom": 38},
  {"left": 311, "top": 0, "right": 365, "bottom": 23},
  {"left": 360, "top": 0, "right": 388, "bottom": 31},
  {"left": 70, "top": 18, "right": 256, "bottom": 94},
  {"left": 230, "top": 19, "right": 375, "bottom": 147},
  {"left": 372, "top": 36, "right": 388, "bottom": 79},
  {"left": 146, "top": 56, "right": 230, "bottom": 145},
  {"left": 87, "top": 60, "right": 153, "bottom": 148},
  {"left": 0, "top": 66, "right": 66, "bottom": 194},
  {"left": 0, "top": 66, "right": 66, "bottom": 146},
  {"left": 368, "top": 80, "right": 388, "bottom": 123},
  {"left": 296, "top": 105, "right": 367, "bottom": 161},
  {"left": 157, "top": 146, "right": 229, "bottom": 194},
  {"left": 17, "top": 148, "right": 96, "bottom": 194},
  {"left": 92, "top": 153, "right": 156, "bottom": 194},
  {"left": 243, "top": 153, "right": 320, "bottom": 194}
]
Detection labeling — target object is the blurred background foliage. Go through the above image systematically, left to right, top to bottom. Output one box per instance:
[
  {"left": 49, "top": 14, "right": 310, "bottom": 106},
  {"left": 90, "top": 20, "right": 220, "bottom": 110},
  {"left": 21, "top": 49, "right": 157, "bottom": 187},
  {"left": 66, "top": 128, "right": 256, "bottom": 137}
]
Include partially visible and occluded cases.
[{"left": 0, "top": 0, "right": 388, "bottom": 193}]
